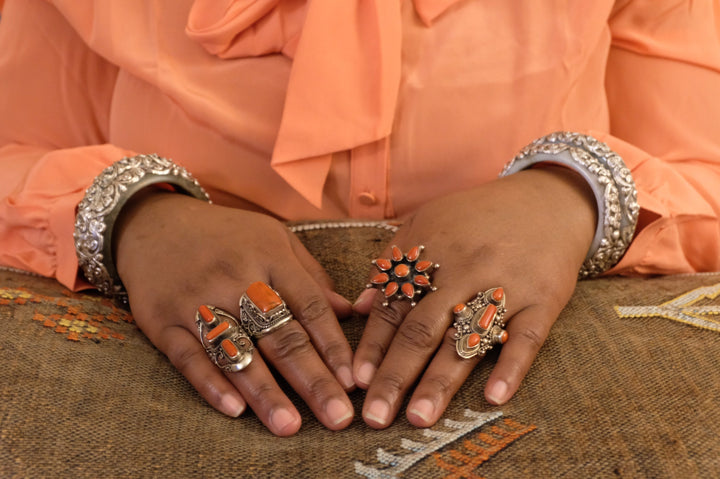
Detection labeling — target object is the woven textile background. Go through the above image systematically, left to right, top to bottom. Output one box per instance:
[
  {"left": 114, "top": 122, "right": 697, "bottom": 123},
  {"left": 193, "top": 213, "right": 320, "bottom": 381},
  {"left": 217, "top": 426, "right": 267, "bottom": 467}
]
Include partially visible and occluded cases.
[{"left": 1, "top": 223, "right": 719, "bottom": 478}]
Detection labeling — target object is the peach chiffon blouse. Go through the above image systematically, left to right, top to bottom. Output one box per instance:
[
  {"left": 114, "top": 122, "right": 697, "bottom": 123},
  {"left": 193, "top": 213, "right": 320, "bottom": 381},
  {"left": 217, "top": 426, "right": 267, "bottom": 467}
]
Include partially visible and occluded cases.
[{"left": 0, "top": 0, "right": 719, "bottom": 289}]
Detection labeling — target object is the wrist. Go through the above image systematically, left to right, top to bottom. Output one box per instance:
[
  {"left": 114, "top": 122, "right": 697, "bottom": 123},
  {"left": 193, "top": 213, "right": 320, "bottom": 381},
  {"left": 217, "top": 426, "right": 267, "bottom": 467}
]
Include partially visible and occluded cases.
[
  {"left": 500, "top": 132, "right": 639, "bottom": 278},
  {"left": 74, "top": 154, "right": 210, "bottom": 296}
]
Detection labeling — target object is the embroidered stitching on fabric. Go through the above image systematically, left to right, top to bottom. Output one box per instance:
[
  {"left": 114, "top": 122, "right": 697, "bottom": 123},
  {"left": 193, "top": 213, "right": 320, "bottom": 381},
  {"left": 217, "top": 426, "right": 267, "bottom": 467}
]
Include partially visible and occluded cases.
[
  {"left": 615, "top": 282, "right": 720, "bottom": 332},
  {"left": 0, "top": 287, "right": 133, "bottom": 342},
  {"left": 354, "top": 410, "right": 535, "bottom": 478},
  {"left": 433, "top": 418, "right": 537, "bottom": 478}
]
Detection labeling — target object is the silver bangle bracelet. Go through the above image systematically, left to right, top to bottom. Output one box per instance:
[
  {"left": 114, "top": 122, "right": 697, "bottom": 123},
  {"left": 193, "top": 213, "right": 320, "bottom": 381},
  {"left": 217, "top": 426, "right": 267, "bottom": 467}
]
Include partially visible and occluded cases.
[
  {"left": 500, "top": 132, "right": 639, "bottom": 279},
  {"left": 74, "top": 154, "right": 211, "bottom": 296}
]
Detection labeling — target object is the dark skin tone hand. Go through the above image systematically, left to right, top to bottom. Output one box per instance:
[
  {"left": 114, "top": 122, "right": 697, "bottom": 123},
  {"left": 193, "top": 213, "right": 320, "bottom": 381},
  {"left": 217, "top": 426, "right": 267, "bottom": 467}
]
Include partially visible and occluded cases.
[
  {"left": 113, "top": 165, "right": 595, "bottom": 435},
  {"left": 352, "top": 166, "right": 596, "bottom": 427},
  {"left": 114, "top": 193, "right": 356, "bottom": 436}
]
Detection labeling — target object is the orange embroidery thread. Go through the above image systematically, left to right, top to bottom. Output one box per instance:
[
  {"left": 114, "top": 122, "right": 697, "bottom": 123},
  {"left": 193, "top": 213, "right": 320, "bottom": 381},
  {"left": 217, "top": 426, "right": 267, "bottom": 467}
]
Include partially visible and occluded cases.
[
  {"left": 1, "top": 287, "right": 132, "bottom": 343},
  {"left": 434, "top": 418, "right": 537, "bottom": 479}
]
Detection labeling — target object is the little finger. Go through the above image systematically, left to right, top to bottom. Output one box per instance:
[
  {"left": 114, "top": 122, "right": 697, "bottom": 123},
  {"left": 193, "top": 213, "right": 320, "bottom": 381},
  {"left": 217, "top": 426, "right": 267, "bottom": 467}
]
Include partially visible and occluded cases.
[
  {"left": 194, "top": 303, "right": 302, "bottom": 436},
  {"left": 484, "top": 304, "right": 554, "bottom": 405},
  {"left": 156, "top": 325, "right": 247, "bottom": 418}
]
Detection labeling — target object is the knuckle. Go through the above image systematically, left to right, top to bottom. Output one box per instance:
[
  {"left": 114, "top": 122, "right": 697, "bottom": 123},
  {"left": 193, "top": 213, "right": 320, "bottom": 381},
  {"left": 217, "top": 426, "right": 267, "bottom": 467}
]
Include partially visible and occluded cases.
[
  {"left": 297, "top": 296, "right": 330, "bottom": 325},
  {"left": 369, "top": 302, "right": 405, "bottom": 329},
  {"left": 397, "top": 318, "right": 437, "bottom": 352},
  {"left": 514, "top": 326, "right": 545, "bottom": 351},
  {"left": 266, "top": 327, "right": 314, "bottom": 360},
  {"left": 359, "top": 339, "right": 387, "bottom": 364},
  {"left": 320, "top": 340, "right": 346, "bottom": 365},
  {"left": 167, "top": 344, "right": 207, "bottom": 375},
  {"left": 375, "top": 371, "right": 405, "bottom": 397},
  {"left": 304, "top": 375, "right": 336, "bottom": 401},
  {"left": 423, "top": 375, "right": 454, "bottom": 398},
  {"left": 245, "top": 380, "right": 275, "bottom": 404}
]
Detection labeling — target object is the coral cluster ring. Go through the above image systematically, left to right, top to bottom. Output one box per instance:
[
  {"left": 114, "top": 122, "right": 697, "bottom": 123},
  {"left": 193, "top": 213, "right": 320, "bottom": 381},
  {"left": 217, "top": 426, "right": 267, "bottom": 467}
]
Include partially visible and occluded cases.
[
  {"left": 367, "top": 245, "right": 439, "bottom": 307},
  {"left": 453, "top": 287, "right": 509, "bottom": 359},
  {"left": 196, "top": 305, "right": 254, "bottom": 372}
]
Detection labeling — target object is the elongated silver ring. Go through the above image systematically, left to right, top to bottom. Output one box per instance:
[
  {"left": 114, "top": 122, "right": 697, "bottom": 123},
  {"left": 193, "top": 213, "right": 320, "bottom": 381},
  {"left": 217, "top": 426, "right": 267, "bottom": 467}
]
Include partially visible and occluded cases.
[
  {"left": 239, "top": 281, "right": 294, "bottom": 338},
  {"left": 453, "top": 287, "right": 509, "bottom": 359},
  {"left": 196, "top": 305, "right": 254, "bottom": 372}
]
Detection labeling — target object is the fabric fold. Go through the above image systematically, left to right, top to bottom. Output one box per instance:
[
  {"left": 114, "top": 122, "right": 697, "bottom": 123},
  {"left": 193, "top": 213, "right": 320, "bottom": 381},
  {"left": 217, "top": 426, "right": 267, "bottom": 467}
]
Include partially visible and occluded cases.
[{"left": 186, "top": 0, "right": 461, "bottom": 207}]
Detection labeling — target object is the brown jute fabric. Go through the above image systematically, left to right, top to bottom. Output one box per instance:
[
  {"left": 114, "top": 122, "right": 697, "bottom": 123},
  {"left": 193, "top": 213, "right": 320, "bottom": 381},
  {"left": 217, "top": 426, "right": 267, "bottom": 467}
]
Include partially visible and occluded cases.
[{"left": 1, "top": 222, "right": 719, "bottom": 478}]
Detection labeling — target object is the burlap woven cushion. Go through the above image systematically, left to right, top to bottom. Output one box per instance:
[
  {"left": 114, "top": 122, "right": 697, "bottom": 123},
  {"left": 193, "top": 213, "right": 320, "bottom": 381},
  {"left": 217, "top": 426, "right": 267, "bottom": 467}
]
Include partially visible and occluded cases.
[{"left": 1, "top": 222, "right": 719, "bottom": 478}]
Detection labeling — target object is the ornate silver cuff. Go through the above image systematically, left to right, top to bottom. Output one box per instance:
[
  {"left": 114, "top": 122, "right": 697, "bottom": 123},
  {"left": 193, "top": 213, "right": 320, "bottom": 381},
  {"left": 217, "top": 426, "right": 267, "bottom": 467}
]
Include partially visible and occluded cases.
[
  {"left": 500, "top": 132, "right": 639, "bottom": 279},
  {"left": 74, "top": 154, "right": 210, "bottom": 296}
]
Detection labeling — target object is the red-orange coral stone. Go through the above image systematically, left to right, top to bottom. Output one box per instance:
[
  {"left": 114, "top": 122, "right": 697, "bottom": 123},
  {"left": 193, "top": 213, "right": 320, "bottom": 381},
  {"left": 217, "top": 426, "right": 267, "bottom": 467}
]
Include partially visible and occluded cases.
[
  {"left": 391, "top": 246, "right": 403, "bottom": 261},
  {"left": 406, "top": 246, "right": 421, "bottom": 262},
  {"left": 375, "top": 259, "right": 392, "bottom": 271},
  {"left": 415, "top": 260, "right": 433, "bottom": 272},
  {"left": 394, "top": 264, "right": 410, "bottom": 278},
  {"left": 371, "top": 273, "right": 390, "bottom": 284},
  {"left": 413, "top": 276, "right": 429, "bottom": 286},
  {"left": 246, "top": 281, "right": 283, "bottom": 313},
  {"left": 384, "top": 282, "right": 399, "bottom": 297},
  {"left": 401, "top": 283, "right": 415, "bottom": 299},
  {"left": 492, "top": 287, "right": 504, "bottom": 302},
  {"left": 453, "top": 304, "right": 466, "bottom": 314},
  {"left": 479, "top": 304, "right": 498, "bottom": 330},
  {"left": 198, "top": 305, "right": 215, "bottom": 323},
  {"left": 207, "top": 321, "right": 230, "bottom": 341},
  {"left": 499, "top": 330, "right": 509, "bottom": 344},
  {"left": 468, "top": 333, "right": 481, "bottom": 348},
  {"left": 221, "top": 338, "right": 239, "bottom": 358}
]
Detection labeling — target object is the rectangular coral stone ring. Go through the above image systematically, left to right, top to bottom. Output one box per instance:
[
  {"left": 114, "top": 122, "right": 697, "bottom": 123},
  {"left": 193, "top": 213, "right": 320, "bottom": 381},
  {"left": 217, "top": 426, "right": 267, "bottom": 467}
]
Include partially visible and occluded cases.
[{"left": 239, "top": 281, "right": 294, "bottom": 338}]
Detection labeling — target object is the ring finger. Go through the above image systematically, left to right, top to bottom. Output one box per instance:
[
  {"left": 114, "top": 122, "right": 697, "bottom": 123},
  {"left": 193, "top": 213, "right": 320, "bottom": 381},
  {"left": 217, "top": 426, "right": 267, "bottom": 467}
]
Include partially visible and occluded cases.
[{"left": 220, "top": 282, "right": 353, "bottom": 431}]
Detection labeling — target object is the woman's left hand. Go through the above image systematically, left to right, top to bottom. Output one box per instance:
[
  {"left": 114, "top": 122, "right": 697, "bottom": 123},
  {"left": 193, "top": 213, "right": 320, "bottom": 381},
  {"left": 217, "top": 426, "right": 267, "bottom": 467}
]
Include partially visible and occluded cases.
[{"left": 352, "top": 166, "right": 598, "bottom": 428}]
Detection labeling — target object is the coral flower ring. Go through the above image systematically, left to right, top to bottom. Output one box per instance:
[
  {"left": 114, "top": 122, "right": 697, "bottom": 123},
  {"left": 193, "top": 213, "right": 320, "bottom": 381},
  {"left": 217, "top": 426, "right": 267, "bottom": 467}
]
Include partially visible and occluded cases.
[{"left": 367, "top": 245, "right": 439, "bottom": 307}]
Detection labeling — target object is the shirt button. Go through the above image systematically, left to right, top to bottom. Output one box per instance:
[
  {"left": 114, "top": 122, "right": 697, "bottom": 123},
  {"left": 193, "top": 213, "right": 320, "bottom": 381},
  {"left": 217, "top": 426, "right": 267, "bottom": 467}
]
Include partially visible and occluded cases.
[{"left": 358, "top": 192, "right": 377, "bottom": 206}]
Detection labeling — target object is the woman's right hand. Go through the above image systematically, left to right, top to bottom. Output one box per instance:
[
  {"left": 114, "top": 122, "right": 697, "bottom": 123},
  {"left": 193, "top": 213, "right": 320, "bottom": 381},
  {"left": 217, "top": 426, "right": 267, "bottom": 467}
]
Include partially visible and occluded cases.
[{"left": 113, "top": 192, "right": 355, "bottom": 436}]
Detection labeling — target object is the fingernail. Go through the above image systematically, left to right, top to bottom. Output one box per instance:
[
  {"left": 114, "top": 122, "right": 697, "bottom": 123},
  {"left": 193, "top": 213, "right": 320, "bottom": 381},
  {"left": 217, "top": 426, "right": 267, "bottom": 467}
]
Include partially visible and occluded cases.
[
  {"left": 352, "top": 288, "right": 376, "bottom": 309},
  {"left": 356, "top": 362, "right": 376, "bottom": 387},
  {"left": 337, "top": 365, "right": 355, "bottom": 390},
  {"left": 486, "top": 380, "right": 509, "bottom": 405},
  {"left": 220, "top": 394, "right": 245, "bottom": 417},
  {"left": 326, "top": 398, "right": 353, "bottom": 426},
  {"left": 408, "top": 398, "right": 435, "bottom": 424},
  {"left": 364, "top": 399, "right": 390, "bottom": 426},
  {"left": 270, "top": 407, "right": 299, "bottom": 435}
]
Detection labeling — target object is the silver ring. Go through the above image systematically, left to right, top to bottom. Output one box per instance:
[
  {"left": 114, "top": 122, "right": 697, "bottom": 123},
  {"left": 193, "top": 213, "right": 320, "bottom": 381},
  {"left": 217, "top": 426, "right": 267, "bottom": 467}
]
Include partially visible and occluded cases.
[
  {"left": 239, "top": 282, "right": 294, "bottom": 338},
  {"left": 453, "top": 287, "right": 508, "bottom": 359},
  {"left": 196, "top": 305, "right": 254, "bottom": 372}
]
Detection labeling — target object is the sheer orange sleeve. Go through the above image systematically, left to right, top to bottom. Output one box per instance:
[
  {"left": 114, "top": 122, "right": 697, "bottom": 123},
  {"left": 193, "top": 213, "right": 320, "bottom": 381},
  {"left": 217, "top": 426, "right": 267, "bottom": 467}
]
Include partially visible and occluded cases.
[
  {"left": 0, "top": 0, "right": 135, "bottom": 289},
  {"left": 602, "top": 0, "right": 720, "bottom": 275}
]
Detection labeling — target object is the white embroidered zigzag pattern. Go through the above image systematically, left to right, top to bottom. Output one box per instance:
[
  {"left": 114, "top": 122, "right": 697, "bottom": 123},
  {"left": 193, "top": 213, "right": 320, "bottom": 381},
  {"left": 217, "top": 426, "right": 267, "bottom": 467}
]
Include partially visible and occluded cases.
[{"left": 354, "top": 409, "right": 502, "bottom": 478}]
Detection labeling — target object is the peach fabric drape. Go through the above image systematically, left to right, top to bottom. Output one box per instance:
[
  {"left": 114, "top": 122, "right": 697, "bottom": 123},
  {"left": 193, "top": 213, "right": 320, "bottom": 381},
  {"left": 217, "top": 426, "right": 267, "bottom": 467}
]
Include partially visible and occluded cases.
[{"left": 1, "top": 0, "right": 719, "bottom": 289}]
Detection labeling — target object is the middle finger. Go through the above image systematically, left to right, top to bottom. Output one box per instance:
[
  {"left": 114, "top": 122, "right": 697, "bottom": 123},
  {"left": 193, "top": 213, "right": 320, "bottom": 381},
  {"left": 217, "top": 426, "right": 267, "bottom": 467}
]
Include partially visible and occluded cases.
[{"left": 237, "top": 282, "right": 355, "bottom": 430}]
